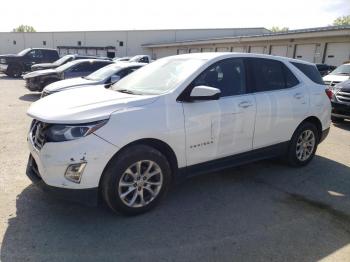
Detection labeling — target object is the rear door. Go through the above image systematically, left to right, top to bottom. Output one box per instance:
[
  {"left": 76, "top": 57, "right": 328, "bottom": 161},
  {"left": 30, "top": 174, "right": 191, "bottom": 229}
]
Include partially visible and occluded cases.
[
  {"left": 23, "top": 49, "right": 44, "bottom": 70},
  {"left": 182, "top": 58, "right": 256, "bottom": 166},
  {"left": 246, "top": 58, "right": 308, "bottom": 149}
]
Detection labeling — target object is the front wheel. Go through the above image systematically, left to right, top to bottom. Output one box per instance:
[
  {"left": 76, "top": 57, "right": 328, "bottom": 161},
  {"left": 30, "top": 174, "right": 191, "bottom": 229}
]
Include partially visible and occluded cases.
[
  {"left": 285, "top": 122, "right": 319, "bottom": 167},
  {"left": 101, "top": 145, "right": 172, "bottom": 215}
]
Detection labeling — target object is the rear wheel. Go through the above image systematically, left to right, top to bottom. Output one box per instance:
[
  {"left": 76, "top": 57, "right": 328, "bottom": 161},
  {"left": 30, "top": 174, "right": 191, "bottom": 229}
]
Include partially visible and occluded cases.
[
  {"left": 7, "top": 64, "right": 22, "bottom": 78},
  {"left": 331, "top": 116, "right": 344, "bottom": 123},
  {"left": 286, "top": 122, "right": 319, "bottom": 167},
  {"left": 101, "top": 145, "right": 172, "bottom": 215}
]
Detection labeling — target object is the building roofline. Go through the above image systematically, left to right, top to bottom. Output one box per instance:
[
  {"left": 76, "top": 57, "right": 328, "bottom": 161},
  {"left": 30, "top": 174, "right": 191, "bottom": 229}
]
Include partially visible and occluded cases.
[
  {"left": 142, "top": 25, "right": 350, "bottom": 47},
  {"left": 0, "top": 27, "right": 268, "bottom": 34}
]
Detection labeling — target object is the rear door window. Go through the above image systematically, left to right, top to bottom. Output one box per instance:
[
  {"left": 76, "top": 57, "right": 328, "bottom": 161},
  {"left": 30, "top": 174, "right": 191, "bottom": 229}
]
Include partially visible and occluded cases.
[
  {"left": 247, "top": 58, "right": 299, "bottom": 92},
  {"left": 291, "top": 62, "right": 324, "bottom": 84}
]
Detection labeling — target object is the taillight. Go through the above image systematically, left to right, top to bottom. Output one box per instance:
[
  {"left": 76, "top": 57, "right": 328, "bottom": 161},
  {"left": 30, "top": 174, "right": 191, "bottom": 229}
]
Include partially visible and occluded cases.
[{"left": 325, "top": 88, "right": 333, "bottom": 100}]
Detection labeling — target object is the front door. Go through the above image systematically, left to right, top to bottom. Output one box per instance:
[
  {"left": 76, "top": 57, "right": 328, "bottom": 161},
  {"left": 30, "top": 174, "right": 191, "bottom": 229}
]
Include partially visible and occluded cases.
[{"left": 182, "top": 58, "right": 256, "bottom": 166}]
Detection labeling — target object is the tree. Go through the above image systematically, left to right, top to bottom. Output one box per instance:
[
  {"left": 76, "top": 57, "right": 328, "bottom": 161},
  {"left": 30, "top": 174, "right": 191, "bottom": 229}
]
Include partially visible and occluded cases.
[
  {"left": 333, "top": 15, "right": 350, "bottom": 26},
  {"left": 12, "top": 25, "right": 36, "bottom": 32},
  {"left": 270, "top": 26, "right": 289, "bottom": 32}
]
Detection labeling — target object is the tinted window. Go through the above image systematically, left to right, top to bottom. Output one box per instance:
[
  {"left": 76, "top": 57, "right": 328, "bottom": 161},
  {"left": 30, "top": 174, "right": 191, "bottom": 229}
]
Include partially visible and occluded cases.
[
  {"left": 27, "top": 50, "right": 43, "bottom": 59},
  {"left": 44, "top": 50, "right": 58, "bottom": 59},
  {"left": 139, "top": 57, "right": 149, "bottom": 63},
  {"left": 192, "top": 58, "right": 246, "bottom": 97},
  {"left": 248, "top": 58, "right": 299, "bottom": 92},
  {"left": 90, "top": 62, "right": 111, "bottom": 71},
  {"left": 291, "top": 62, "right": 324, "bottom": 84}
]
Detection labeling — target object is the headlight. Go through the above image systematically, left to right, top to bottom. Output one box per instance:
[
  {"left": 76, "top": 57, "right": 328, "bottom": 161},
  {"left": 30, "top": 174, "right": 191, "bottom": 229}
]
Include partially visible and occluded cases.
[
  {"left": 0, "top": 58, "right": 6, "bottom": 64},
  {"left": 46, "top": 120, "right": 108, "bottom": 142}
]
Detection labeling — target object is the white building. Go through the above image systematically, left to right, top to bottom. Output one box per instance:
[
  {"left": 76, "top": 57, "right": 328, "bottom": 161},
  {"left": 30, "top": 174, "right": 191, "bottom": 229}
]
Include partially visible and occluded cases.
[
  {"left": 0, "top": 26, "right": 349, "bottom": 66},
  {"left": 0, "top": 28, "right": 269, "bottom": 58}
]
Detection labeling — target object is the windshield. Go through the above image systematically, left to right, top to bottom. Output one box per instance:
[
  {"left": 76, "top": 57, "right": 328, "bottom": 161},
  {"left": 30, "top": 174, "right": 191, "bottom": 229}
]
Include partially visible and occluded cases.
[
  {"left": 17, "top": 48, "right": 31, "bottom": 56},
  {"left": 53, "top": 56, "right": 72, "bottom": 66},
  {"left": 129, "top": 56, "right": 142, "bottom": 62},
  {"left": 111, "top": 58, "right": 207, "bottom": 95},
  {"left": 55, "top": 61, "right": 78, "bottom": 72},
  {"left": 330, "top": 64, "right": 350, "bottom": 75},
  {"left": 85, "top": 65, "right": 122, "bottom": 81}
]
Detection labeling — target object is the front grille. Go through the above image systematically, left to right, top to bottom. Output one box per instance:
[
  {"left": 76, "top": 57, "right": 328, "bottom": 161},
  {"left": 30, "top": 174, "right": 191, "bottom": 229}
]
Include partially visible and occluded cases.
[
  {"left": 324, "top": 81, "right": 341, "bottom": 87},
  {"left": 335, "top": 90, "right": 350, "bottom": 104},
  {"left": 31, "top": 120, "right": 50, "bottom": 150}
]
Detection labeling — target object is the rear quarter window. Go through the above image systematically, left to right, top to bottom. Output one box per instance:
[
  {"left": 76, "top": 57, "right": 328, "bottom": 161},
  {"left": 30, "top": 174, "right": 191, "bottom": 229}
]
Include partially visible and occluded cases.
[{"left": 291, "top": 62, "right": 324, "bottom": 85}]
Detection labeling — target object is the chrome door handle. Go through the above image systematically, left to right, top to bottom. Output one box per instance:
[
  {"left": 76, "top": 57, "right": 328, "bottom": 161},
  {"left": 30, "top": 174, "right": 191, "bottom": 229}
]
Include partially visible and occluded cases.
[
  {"left": 294, "top": 93, "right": 304, "bottom": 99},
  {"left": 239, "top": 101, "right": 253, "bottom": 108}
]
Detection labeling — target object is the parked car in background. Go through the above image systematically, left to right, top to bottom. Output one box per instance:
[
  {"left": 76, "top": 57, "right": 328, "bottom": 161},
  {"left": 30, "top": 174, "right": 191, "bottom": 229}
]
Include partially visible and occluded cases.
[
  {"left": 0, "top": 48, "right": 59, "bottom": 77},
  {"left": 26, "top": 53, "right": 330, "bottom": 215},
  {"left": 31, "top": 54, "right": 111, "bottom": 71},
  {"left": 129, "top": 55, "right": 153, "bottom": 63},
  {"left": 114, "top": 57, "right": 131, "bottom": 62},
  {"left": 23, "top": 59, "right": 113, "bottom": 92},
  {"left": 41, "top": 62, "right": 146, "bottom": 97},
  {"left": 316, "top": 63, "right": 336, "bottom": 76},
  {"left": 323, "top": 63, "right": 350, "bottom": 87},
  {"left": 326, "top": 79, "right": 350, "bottom": 123}
]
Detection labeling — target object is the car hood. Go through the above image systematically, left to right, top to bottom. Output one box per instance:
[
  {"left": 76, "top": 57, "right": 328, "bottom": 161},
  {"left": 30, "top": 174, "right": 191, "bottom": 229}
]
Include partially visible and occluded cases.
[
  {"left": 0, "top": 54, "right": 20, "bottom": 58},
  {"left": 32, "top": 63, "right": 55, "bottom": 69},
  {"left": 23, "top": 69, "right": 57, "bottom": 79},
  {"left": 323, "top": 74, "right": 349, "bottom": 83},
  {"left": 44, "top": 77, "right": 98, "bottom": 92},
  {"left": 335, "top": 80, "right": 350, "bottom": 92},
  {"left": 27, "top": 85, "right": 158, "bottom": 124}
]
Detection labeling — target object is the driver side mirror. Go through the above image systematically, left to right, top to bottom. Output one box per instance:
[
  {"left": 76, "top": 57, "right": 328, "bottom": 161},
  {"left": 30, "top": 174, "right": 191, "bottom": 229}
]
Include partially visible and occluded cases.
[{"left": 189, "top": 85, "right": 221, "bottom": 101}]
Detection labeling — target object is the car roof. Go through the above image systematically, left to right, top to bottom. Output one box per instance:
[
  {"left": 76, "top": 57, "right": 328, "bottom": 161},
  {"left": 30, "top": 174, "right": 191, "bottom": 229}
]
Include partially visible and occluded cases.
[
  {"left": 29, "top": 48, "right": 57, "bottom": 51},
  {"left": 171, "top": 52, "right": 315, "bottom": 66},
  {"left": 69, "top": 59, "right": 112, "bottom": 64},
  {"left": 112, "top": 61, "right": 147, "bottom": 68}
]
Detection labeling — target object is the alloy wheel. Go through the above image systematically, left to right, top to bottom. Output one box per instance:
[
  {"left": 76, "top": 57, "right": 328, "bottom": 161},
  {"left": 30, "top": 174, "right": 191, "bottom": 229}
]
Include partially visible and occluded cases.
[
  {"left": 296, "top": 129, "right": 316, "bottom": 161},
  {"left": 118, "top": 160, "right": 163, "bottom": 208}
]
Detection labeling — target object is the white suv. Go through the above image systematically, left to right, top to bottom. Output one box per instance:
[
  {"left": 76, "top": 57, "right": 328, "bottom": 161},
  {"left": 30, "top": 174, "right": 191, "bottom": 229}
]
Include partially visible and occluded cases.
[{"left": 26, "top": 53, "right": 331, "bottom": 215}]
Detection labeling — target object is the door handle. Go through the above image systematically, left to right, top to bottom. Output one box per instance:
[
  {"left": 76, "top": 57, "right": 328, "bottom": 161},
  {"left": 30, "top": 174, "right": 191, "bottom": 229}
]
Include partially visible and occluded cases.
[
  {"left": 294, "top": 93, "right": 304, "bottom": 99},
  {"left": 238, "top": 101, "right": 253, "bottom": 108}
]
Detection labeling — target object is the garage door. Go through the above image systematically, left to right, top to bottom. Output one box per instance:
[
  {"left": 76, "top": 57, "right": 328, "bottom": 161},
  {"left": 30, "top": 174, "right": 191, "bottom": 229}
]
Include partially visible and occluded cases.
[
  {"left": 324, "top": 42, "right": 350, "bottom": 66},
  {"left": 294, "top": 44, "right": 316, "bottom": 63},
  {"left": 270, "top": 45, "right": 288, "bottom": 57},
  {"left": 232, "top": 46, "right": 245, "bottom": 53},
  {"left": 250, "top": 46, "right": 265, "bottom": 54},
  {"left": 216, "top": 47, "right": 229, "bottom": 52}
]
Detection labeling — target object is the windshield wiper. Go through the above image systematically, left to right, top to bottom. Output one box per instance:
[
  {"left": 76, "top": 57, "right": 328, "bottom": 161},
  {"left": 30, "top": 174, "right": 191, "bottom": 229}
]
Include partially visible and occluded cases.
[{"left": 117, "top": 89, "right": 138, "bottom": 95}]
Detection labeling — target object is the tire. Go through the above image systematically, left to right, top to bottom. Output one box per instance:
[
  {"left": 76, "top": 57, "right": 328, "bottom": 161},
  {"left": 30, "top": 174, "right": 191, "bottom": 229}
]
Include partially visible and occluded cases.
[
  {"left": 7, "top": 64, "right": 22, "bottom": 78},
  {"left": 331, "top": 116, "right": 344, "bottom": 123},
  {"left": 285, "top": 122, "right": 319, "bottom": 167},
  {"left": 101, "top": 145, "right": 172, "bottom": 215}
]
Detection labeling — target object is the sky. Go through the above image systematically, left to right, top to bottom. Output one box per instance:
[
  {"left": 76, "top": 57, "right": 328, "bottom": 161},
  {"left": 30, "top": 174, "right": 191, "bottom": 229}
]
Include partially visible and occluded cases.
[{"left": 0, "top": 0, "right": 349, "bottom": 32}]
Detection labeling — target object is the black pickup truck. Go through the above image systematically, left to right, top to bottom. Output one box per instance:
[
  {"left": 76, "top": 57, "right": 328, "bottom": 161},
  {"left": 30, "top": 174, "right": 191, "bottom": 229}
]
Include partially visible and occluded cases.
[{"left": 0, "top": 48, "right": 59, "bottom": 77}]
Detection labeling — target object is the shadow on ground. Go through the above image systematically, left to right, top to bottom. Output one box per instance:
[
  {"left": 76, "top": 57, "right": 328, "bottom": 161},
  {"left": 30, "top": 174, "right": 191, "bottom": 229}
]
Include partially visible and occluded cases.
[
  {"left": 0, "top": 75, "right": 23, "bottom": 81},
  {"left": 19, "top": 93, "right": 41, "bottom": 102},
  {"left": 333, "top": 120, "right": 350, "bottom": 131},
  {"left": 1, "top": 156, "right": 350, "bottom": 261}
]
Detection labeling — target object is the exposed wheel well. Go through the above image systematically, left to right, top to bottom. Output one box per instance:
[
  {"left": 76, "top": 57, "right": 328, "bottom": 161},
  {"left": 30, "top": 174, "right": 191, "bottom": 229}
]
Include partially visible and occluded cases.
[
  {"left": 298, "top": 116, "right": 322, "bottom": 142},
  {"left": 99, "top": 138, "right": 178, "bottom": 189}
]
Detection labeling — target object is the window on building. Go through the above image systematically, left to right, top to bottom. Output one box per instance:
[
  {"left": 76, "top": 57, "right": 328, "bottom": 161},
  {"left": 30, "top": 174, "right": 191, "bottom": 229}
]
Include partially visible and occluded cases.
[
  {"left": 13, "top": 40, "right": 16, "bottom": 45},
  {"left": 43, "top": 41, "right": 46, "bottom": 46},
  {"left": 77, "top": 41, "right": 82, "bottom": 46},
  {"left": 119, "top": 41, "right": 124, "bottom": 47},
  {"left": 192, "top": 58, "right": 246, "bottom": 97}
]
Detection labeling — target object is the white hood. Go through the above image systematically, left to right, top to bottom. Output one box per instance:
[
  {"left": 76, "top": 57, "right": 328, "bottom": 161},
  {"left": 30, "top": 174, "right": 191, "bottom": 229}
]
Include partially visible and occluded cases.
[
  {"left": 23, "top": 69, "right": 57, "bottom": 79},
  {"left": 323, "top": 74, "right": 349, "bottom": 83},
  {"left": 44, "top": 77, "right": 98, "bottom": 92},
  {"left": 27, "top": 86, "right": 158, "bottom": 124}
]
